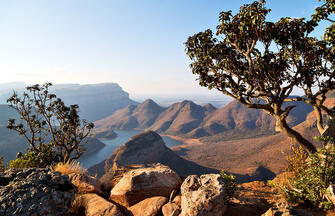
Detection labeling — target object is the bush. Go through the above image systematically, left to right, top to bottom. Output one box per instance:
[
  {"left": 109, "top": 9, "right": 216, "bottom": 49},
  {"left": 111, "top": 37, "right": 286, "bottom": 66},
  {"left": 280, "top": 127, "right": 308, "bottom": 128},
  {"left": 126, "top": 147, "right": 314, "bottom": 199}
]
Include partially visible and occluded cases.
[
  {"left": 272, "top": 136, "right": 335, "bottom": 209},
  {"left": 9, "top": 144, "right": 62, "bottom": 169},
  {"left": 285, "top": 144, "right": 308, "bottom": 176},
  {"left": 293, "top": 144, "right": 335, "bottom": 209},
  {"left": 220, "top": 170, "right": 238, "bottom": 201}
]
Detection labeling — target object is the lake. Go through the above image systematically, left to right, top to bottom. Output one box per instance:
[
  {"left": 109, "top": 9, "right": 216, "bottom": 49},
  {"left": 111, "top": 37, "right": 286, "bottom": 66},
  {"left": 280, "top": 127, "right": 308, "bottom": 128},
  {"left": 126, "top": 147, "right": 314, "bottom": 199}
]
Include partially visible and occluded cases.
[{"left": 79, "top": 130, "right": 183, "bottom": 168}]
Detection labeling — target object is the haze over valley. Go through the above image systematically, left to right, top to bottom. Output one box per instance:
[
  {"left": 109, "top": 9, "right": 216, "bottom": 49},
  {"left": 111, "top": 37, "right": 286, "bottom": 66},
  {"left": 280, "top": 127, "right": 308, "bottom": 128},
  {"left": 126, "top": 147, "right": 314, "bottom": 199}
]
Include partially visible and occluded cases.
[{"left": 0, "top": 81, "right": 328, "bottom": 179}]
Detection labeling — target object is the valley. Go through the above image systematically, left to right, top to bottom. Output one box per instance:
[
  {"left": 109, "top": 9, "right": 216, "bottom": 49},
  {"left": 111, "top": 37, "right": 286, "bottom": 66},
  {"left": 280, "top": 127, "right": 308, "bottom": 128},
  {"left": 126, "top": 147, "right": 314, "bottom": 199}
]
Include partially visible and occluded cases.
[{"left": 0, "top": 82, "right": 332, "bottom": 181}]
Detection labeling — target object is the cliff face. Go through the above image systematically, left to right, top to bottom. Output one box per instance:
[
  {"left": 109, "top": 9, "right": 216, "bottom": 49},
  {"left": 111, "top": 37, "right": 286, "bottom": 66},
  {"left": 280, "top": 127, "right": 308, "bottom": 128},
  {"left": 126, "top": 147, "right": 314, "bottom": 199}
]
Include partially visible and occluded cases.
[{"left": 0, "top": 82, "right": 138, "bottom": 122}]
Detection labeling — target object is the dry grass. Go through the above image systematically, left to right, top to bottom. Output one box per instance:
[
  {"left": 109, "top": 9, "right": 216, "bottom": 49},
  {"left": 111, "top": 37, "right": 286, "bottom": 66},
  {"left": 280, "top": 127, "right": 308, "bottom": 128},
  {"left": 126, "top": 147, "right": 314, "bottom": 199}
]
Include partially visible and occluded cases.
[
  {"left": 54, "top": 161, "right": 88, "bottom": 176},
  {"left": 70, "top": 194, "right": 87, "bottom": 216}
]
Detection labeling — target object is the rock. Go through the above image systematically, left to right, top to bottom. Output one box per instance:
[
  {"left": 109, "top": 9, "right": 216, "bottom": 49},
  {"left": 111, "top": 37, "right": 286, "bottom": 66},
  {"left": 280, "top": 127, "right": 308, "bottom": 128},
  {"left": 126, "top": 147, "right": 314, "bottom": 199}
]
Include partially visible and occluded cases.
[
  {"left": 110, "top": 164, "right": 181, "bottom": 206},
  {"left": 0, "top": 168, "right": 76, "bottom": 216},
  {"left": 68, "top": 173, "right": 103, "bottom": 194},
  {"left": 180, "top": 174, "right": 228, "bottom": 216},
  {"left": 326, "top": 184, "right": 335, "bottom": 205},
  {"left": 81, "top": 193, "right": 124, "bottom": 216},
  {"left": 173, "top": 195, "right": 181, "bottom": 206},
  {"left": 129, "top": 196, "right": 168, "bottom": 216},
  {"left": 162, "top": 202, "right": 180, "bottom": 216},
  {"left": 261, "top": 203, "right": 313, "bottom": 216}
]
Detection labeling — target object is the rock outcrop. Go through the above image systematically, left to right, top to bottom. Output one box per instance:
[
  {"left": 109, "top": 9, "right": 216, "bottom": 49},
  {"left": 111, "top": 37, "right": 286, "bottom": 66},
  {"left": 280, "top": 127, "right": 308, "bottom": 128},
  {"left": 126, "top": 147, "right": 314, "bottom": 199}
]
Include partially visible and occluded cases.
[
  {"left": 90, "top": 130, "right": 218, "bottom": 177},
  {"left": 110, "top": 164, "right": 181, "bottom": 206},
  {"left": 0, "top": 168, "right": 76, "bottom": 216},
  {"left": 180, "top": 174, "right": 228, "bottom": 216}
]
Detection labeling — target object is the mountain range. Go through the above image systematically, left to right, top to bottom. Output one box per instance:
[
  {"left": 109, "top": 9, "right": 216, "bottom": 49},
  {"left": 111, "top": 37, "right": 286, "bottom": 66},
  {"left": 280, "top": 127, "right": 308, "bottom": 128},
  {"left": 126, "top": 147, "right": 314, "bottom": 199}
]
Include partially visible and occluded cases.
[
  {"left": 0, "top": 82, "right": 138, "bottom": 122},
  {"left": 95, "top": 98, "right": 313, "bottom": 138}
]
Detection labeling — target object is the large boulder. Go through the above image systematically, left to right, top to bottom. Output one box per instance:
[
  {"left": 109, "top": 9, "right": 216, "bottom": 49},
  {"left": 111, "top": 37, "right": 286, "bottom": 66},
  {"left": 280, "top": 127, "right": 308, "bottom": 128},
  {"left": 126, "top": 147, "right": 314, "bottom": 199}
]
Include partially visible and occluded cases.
[
  {"left": 110, "top": 164, "right": 181, "bottom": 206},
  {"left": 0, "top": 168, "right": 76, "bottom": 216},
  {"left": 68, "top": 173, "right": 103, "bottom": 194},
  {"left": 180, "top": 174, "right": 228, "bottom": 216},
  {"left": 80, "top": 193, "right": 124, "bottom": 216},
  {"left": 129, "top": 196, "right": 168, "bottom": 216}
]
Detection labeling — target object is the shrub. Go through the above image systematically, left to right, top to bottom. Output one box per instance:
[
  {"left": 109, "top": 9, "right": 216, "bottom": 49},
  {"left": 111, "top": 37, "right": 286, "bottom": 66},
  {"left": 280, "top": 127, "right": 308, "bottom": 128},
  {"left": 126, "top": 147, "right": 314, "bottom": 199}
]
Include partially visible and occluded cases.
[
  {"left": 272, "top": 136, "right": 335, "bottom": 209},
  {"left": 9, "top": 144, "right": 62, "bottom": 169},
  {"left": 285, "top": 144, "right": 308, "bottom": 176},
  {"left": 292, "top": 144, "right": 335, "bottom": 209},
  {"left": 54, "top": 161, "right": 87, "bottom": 176},
  {"left": 220, "top": 170, "right": 238, "bottom": 201}
]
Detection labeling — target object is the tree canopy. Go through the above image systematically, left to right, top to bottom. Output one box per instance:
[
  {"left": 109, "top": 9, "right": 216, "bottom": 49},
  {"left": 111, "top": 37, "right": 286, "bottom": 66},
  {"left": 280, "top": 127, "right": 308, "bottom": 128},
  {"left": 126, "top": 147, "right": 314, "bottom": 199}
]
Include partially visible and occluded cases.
[{"left": 185, "top": 0, "right": 335, "bottom": 154}]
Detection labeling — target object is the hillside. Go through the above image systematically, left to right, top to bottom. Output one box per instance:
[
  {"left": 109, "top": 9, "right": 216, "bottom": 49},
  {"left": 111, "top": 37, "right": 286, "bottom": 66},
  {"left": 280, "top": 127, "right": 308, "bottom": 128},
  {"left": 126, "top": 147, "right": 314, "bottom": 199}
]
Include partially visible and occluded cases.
[
  {"left": 95, "top": 98, "right": 313, "bottom": 139},
  {"left": 171, "top": 98, "right": 335, "bottom": 176},
  {"left": 95, "top": 99, "right": 164, "bottom": 130},
  {"left": 150, "top": 100, "right": 212, "bottom": 135}
]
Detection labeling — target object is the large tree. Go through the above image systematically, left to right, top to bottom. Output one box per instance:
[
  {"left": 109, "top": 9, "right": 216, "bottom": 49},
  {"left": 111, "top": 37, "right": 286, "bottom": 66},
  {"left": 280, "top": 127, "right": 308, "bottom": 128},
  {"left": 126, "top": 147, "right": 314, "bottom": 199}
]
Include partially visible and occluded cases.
[
  {"left": 185, "top": 0, "right": 335, "bottom": 154},
  {"left": 7, "top": 83, "right": 94, "bottom": 164}
]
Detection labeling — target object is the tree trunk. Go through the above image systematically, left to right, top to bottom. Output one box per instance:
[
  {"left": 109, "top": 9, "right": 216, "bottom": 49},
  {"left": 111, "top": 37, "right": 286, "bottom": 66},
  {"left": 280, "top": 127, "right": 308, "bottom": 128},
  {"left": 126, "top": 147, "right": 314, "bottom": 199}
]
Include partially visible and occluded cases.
[{"left": 275, "top": 116, "right": 317, "bottom": 154}]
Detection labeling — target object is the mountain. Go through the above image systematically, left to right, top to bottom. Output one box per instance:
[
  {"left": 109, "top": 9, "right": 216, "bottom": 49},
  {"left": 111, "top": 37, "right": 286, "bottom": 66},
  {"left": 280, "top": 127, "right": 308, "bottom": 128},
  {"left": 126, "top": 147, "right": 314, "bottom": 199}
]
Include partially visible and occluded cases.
[
  {"left": 0, "top": 82, "right": 138, "bottom": 122},
  {"left": 172, "top": 97, "right": 335, "bottom": 177},
  {"left": 95, "top": 98, "right": 313, "bottom": 139},
  {"left": 95, "top": 99, "right": 164, "bottom": 130},
  {"left": 189, "top": 99, "right": 313, "bottom": 138},
  {"left": 150, "top": 100, "right": 211, "bottom": 135},
  {"left": 0, "top": 105, "right": 19, "bottom": 126},
  {"left": 89, "top": 130, "right": 218, "bottom": 178}
]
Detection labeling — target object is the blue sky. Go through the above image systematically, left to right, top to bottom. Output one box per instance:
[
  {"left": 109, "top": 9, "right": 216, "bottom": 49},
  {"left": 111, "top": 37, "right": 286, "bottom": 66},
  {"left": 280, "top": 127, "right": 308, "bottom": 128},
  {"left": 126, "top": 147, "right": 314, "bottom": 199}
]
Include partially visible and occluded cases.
[{"left": 0, "top": 0, "right": 326, "bottom": 100}]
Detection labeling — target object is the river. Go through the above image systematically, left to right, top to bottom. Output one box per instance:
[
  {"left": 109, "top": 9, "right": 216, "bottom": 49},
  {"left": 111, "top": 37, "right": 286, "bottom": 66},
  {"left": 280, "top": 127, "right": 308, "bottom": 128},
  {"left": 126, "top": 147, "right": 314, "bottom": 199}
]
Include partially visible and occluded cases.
[{"left": 79, "top": 130, "right": 183, "bottom": 168}]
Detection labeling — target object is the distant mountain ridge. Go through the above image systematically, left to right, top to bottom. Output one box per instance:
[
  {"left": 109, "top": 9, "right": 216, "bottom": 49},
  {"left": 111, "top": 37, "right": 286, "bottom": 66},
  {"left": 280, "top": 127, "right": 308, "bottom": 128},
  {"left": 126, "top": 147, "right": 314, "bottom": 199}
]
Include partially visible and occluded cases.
[
  {"left": 0, "top": 82, "right": 138, "bottom": 122},
  {"left": 95, "top": 98, "right": 313, "bottom": 138}
]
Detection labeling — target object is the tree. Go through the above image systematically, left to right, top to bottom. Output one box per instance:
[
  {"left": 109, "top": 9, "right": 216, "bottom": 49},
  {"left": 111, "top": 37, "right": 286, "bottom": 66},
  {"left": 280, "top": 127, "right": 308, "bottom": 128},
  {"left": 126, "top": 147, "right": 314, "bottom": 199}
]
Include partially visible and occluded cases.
[
  {"left": 185, "top": 0, "right": 335, "bottom": 154},
  {"left": 313, "top": 0, "right": 335, "bottom": 44},
  {"left": 7, "top": 83, "right": 94, "bottom": 164}
]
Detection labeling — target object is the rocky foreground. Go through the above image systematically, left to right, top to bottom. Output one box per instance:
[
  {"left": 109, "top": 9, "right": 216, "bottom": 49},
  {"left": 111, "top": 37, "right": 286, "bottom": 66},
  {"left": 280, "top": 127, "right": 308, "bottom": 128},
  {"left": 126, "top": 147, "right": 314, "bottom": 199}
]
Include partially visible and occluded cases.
[
  {"left": 3, "top": 130, "right": 335, "bottom": 215},
  {"left": 3, "top": 165, "right": 335, "bottom": 216}
]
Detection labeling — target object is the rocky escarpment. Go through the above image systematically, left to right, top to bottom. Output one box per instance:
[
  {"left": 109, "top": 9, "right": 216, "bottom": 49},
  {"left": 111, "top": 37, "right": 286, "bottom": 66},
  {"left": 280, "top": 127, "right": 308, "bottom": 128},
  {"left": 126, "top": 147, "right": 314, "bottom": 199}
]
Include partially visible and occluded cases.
[
  {"left": 89, "top": 130, "right": 218, "bottom": 178},
  {"left": 0, "top": 168, "right": 76, "bottom": 216}
]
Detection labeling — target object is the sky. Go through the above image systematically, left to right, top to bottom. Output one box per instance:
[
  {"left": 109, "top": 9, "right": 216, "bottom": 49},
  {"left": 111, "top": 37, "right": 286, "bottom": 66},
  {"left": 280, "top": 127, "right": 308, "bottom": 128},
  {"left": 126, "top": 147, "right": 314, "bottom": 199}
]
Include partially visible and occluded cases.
[{"left": 0, "top": 0, "right": 328, "bottom": 101}]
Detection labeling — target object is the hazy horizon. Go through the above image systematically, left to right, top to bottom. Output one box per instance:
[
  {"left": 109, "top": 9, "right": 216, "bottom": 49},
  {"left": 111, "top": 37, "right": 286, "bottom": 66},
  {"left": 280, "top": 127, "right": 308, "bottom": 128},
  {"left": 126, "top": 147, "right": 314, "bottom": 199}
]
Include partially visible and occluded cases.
[{"left": 0, "top": 0, "right": 327, "bottom": 99}]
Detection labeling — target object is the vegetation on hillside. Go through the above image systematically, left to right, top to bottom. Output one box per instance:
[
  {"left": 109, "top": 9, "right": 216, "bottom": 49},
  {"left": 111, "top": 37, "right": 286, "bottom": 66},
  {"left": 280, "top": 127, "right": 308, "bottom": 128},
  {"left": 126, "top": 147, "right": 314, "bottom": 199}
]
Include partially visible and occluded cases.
[
  {"left": 185, "top": 0, "right": 335, "bottom": 154},
  {"left": 7, "top": 83, "right": 94, "bottom": 168}
]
